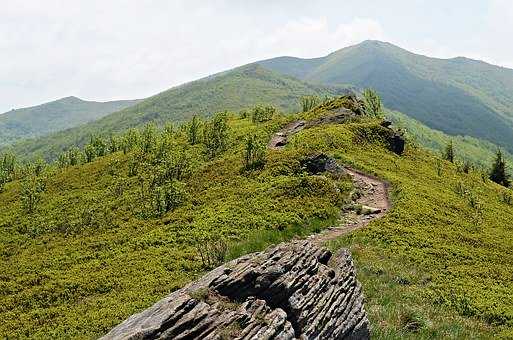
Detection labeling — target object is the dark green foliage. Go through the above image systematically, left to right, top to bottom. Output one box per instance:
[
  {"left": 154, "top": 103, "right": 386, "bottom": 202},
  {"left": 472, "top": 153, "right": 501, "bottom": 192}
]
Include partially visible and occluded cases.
[
  {"left": 362, "top": 88, "right": 383, "bottom": 117},
  {"left": 300, "top": 95, "right": 321, "bottom": 112},
  {"left": 251, "top": 105, "right": 277, "bottom": 123},
  {"left": 203, "top": 112, "right": 230, "bottom": 159},
  {"left": 187, "top": 116, "right": 202, "bottom": 145},
  {"left": 141, "top": 123, "right": 158, "bottom": 154},
  {"left": 121, "top": 129, "right": 141, "bottom": 154},
  {"left": 243, "top": 134, "right": 266, "bottom": 170},
  {"left": 108, "top": 135, "right": 120, "bottom": 154},
  {"left": 444, "top": 140, "right": 455, "bottom": 163},
  {"left": 84, "top": 144, "right": 96, "bottom": 163},
  {"left": 57, "top": 149, "right": 82, "bottom": 169},
  {"left": 489, "top": 149, "right": 510, "bottom": 187},
  {"left": 20, "top": 175, "right": 46, "bottom": 213},
  {"left": 151, "top": 180, "right": 187, "bottom": 216}
]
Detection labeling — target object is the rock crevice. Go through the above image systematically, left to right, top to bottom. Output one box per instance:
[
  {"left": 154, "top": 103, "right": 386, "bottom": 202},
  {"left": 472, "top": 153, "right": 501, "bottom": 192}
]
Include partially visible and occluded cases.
[{"left": 102, "top": 241, "right": 370, "bottom": 340}]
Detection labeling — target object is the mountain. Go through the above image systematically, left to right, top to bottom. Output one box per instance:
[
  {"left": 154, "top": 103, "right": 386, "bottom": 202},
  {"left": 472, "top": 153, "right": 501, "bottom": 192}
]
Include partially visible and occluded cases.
[
  {"left": 258, "top": 40, "right": 513, "bottom": 152},
  {"left": 2, "top": 64, "right": 346, "bottom": 161},
  {"left": 0, "top": 96, "right": 140, "bottom": 147}
]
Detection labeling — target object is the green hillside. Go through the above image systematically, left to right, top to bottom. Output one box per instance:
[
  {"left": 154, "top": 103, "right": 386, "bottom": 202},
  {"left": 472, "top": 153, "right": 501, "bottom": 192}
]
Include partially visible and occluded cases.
[
  {"left": 258, "top": 40, "right": 513, "bottom": 152},
  {"left": 3, "top": 64, "right": 344, "bottom": 161},
  {"left": 0, "top": 96, "right": 139, "bottom": 147},
  {"left": 1, "top": 97, "right": 512, "bottom": 338},
  {"left": 387, "top": 109, "right": 513, "bottom": 168}
]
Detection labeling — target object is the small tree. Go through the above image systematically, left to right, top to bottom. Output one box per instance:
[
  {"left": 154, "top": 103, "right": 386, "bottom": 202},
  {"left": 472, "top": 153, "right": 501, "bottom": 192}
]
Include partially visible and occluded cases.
[
  {"left": 362, "top": 88, "right": 383, "bottom": 117},
  {"left": 300, "top": 95, "right": 320, "bottom": 112},
  {"left": 251, "top": 105, "right": 276, "bottom": 123},
  {"left": 203, "top": 112, "right": 229, "bottom": 159},
  {"left": 187, "top": 115, "right": 202, "bottom": 145},
  {"left": 141, "top": 123, "right": 157, "bottom": 154},
  {"left": 121, "top": 129, "right": 141, "bottom": 154},
  {"left": 244, "top": 134, "right": 266, "bottom": 170},
  {"left": 108, "top": 135, "right": 120, "bottom": 154},
  {"left": 443, "top": 141, "right": 455, "bottom": 163},
  {"left": 84, "top": 144, "right": 96, "bottom": 163},
  {"left": 67, "top": 147, "right": 82, "bottom": 166},
  {"left": 490, "top": 149, "right": 510, "bottom": 187},
  {"left": 1, "top": 153, "right": 16, "bottom": 180},
  {"left": 33, "top": 159, "right": 47, "bottom": 177},
  {"left": 0, "top": 170, "right": 7, "bottom": 193},
  {"left": 20, "top": 175, "right": 46, "bottom": 213},
  {"left": 151, "top": 180, "right": 187, "bottom": 216}
]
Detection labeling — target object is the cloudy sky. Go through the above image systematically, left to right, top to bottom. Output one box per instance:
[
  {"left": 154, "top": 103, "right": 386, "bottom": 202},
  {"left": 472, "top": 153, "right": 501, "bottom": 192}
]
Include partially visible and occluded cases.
[{"left": 1, "top": 0, "right": 512, "bottom": 113}]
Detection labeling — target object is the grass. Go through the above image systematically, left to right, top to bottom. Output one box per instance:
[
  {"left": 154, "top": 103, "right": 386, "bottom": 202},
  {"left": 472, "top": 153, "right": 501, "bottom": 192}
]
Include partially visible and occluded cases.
[
  {"left": 2, "top": 97, "right": 513, "bottom": 338},
  {"left": 285, "top": 111, "right": 513, "bottom": 337},
  {"left": 0, "top": 113, "right": 351, "bottom": 338}
]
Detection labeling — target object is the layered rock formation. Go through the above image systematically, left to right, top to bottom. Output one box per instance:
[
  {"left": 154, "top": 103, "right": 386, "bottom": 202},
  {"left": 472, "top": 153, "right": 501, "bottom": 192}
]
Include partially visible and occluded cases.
[{"left": 102, "top": 241, "right": 370, "bottom": 339}]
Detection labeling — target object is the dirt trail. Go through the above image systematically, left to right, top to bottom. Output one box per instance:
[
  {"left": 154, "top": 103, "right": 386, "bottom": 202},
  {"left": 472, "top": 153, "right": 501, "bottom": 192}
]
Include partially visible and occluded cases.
[{"left": 268, "top": 120, "right": 391, "bottom": 245}]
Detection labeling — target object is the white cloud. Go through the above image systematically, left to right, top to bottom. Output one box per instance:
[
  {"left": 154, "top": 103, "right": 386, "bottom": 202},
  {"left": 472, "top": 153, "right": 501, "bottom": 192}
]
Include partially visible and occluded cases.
[{"left": 0, "top": 1, "right": 511, "bottom": 114}]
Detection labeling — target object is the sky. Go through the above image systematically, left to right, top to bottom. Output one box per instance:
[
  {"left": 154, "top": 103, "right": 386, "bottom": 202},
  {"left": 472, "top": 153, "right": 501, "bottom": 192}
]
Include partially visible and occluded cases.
[{"left": 1, "top": 0, "right": 512, "bottom": 113}]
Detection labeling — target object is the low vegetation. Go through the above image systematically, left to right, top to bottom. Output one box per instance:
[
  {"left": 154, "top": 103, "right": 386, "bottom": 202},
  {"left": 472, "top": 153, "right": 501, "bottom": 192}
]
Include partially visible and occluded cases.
[
  {"left": 1, "top": 95, "right": 512, "bottom": 338},
  {"left": 0, "top": 106, "right": 352, "bottom": 338},
  {"left": 285, "top": 115, "right": 513, "bottom": 337}
]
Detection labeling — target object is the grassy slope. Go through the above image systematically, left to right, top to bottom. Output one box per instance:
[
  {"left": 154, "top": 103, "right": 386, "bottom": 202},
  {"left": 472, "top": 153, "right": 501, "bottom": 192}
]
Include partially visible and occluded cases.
[
  {"left": 258, "top": 40, "right": 513, "bottom": 152},
  {"left": 3, "top": 64, "right": 343, "bottom": 161},
  {"left": 0, "top": 96, "right": 139, "bottom": 147},
  {"left": 2, "top": 99, "right": 513, "bottom": 338},
  {"left": 387, "top": 109, "right": 513, "bottom": 168},
  {"left": 289, "top": 110, "right": 513, "bottom": 338},
  {"left": 0, "top": 115, "right": 352, "bottom": 338}
]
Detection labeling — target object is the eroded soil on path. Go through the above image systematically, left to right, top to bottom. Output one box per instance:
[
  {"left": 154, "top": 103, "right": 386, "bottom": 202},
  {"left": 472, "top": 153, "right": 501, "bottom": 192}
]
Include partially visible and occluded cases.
[{"left": 268, "top": 118, "right": 391, "bottom": 245}]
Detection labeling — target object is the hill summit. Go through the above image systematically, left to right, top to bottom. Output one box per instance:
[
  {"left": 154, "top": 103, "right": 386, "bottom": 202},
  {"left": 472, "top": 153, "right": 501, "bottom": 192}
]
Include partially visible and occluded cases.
[
  {"left": 258, "top": 40, "right": 513, "bottom": 152},
  {"left": 0, "top": 96, "right": 140, "bottom": 147}
]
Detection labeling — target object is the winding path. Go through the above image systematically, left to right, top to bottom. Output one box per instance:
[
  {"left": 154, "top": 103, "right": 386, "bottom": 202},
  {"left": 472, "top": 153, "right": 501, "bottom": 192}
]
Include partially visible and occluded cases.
[{"left": 268, "top": 120, "right": 391, "bottom": 245}]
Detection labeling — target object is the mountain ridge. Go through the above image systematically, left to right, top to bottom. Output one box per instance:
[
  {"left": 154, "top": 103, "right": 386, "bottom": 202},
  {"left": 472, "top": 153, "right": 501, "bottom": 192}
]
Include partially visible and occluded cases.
[
  {"left": 258, "top": 40, "right": 513, "bottom": 152},
  {"left": 2, "top": 64, "right": 349, "bottom": 160},
  {"left": 0, "top": 96, "right": 141, "bottom": 147}
]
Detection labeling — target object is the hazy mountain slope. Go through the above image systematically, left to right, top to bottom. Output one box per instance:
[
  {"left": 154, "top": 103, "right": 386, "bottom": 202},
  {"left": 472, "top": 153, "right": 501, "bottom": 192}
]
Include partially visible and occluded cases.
[
  {"left": 258, "top": 40, "right": 513, "bottom": 151},
  {"left": 3, "top": 64, "right": 345, "bottom": 161},
  {"left": 0, "top": 96, "right": 140, "bottom": 147},
  {"left": 387, "top": 109, "right": 513, "bottom": 167}
]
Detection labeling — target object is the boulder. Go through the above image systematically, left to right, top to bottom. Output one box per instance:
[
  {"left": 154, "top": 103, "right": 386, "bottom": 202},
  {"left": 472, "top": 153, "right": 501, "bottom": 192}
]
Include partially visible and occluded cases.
[
  {"left": 301, "top": 154, "right": 347, "bottom": 178},
  {"left": 102, "top": 241, "right": 370, "bottom": 340}
]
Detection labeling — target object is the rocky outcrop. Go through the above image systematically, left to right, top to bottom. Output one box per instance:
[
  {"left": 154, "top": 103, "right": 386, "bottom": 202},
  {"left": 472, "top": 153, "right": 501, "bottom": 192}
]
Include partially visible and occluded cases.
[
  {"left": 268, "top": 121, "right": 306, "bottom": 149},
  {"left": 301, "top": 153, "right": 347, "bottom": 179},
  {"left": 102, "top": 241, "right": 370, "bottom": 340}
]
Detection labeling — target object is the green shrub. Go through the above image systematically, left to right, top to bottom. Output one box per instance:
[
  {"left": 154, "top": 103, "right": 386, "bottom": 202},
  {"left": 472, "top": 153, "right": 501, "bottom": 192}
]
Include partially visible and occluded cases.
[
  {"left": 362, "top": 88, "right": 383, "bottom": 117},
  {"left": 300, "top": 95, "right": 321, "bottom": 112},
  {"left": 251, "top": 105, "right": 276, "bottom": 123},
  {"left": 203, "top": 112, "right": 230, "bottom": 159},
  {"left": 187, "top": 116, "right": 202, "bottom": 145},
  {"left": 243, "top": 134, "right": 266, "bottom": 170},
  {"left": 444, "top": 140, "right": 455, "bottom": 163},
  {"left": 489, "top": 149, "right": 510, "bottom": 187},
  {"left": 20, "top": 175, "right": 46, "bottom": 213},
  {"left": 151, "top": 180, "right": 187, "bottom": 216}
]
